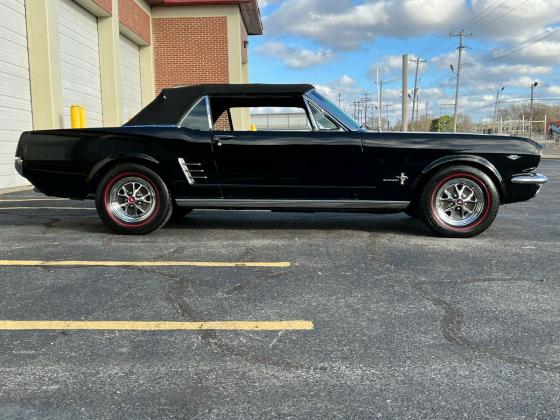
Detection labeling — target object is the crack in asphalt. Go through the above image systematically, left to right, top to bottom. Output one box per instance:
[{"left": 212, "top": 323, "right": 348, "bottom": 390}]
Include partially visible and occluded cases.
[
  {"left": 128, "top": 266, "right": 319, "bottom": 371},
  {"left": 224, "top": 271, "right": 286, "bottom": 295},
  {"left": 414, "top": 279, "right": 560, "bottom": 373}
]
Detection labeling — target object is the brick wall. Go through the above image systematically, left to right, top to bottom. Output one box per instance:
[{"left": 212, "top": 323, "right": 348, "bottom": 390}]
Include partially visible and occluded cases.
[
  {"left": 94, "top": 0, "right": 112, "bottom": 14},
  {"left": 119, "top": 0, "right": 151, "bottom": 44},
  {"left": 152, "top": 16, "right": 229, "bottom": 93}
]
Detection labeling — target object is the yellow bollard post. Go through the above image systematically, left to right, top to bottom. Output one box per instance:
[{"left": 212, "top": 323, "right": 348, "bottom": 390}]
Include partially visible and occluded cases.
[
  {"left": 70, "top": 105, "right": 81, "bottom": 128},
  {"left": 79, "top": 106, "right": 87, "bottom": 128}
]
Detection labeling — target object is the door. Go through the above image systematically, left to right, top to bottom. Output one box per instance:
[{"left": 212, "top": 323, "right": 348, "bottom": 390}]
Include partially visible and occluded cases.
[
  {"left": 0, "top": 0, "right": 33, "bottom": 189},
  {"left": 58, "top": 0, "right": 103, "bottom": 128},
  {"left": 119, "top": 34, "right": 142, "bottom": 123},
  {"left": 212, "top": 130, "right": 363, "bottom": 200}
]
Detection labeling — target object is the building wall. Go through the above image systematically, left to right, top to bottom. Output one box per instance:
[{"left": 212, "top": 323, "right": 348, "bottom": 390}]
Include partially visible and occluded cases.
[
  {"left": 1, "top": 0, "right": 258, "bottom": 189},
  {"left": 152, "top": 5, "right": 251, "bottom": 129},
  {"left": 152, "top": 16, "right": 229, "bottom": 92}
]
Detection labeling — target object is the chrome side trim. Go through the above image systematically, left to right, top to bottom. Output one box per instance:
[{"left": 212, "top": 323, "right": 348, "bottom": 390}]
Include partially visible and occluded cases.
[
  {"left": 511, "top": 173, "right": 548, "bottom": 185},
  {"left": 175, "top": 199, "right": 410, "bottom": 210}
]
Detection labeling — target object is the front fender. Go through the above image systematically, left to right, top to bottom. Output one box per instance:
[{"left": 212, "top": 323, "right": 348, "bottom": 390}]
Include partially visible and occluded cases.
[{"left": 417, "top": 154, "right": 505, "bottom": 197}]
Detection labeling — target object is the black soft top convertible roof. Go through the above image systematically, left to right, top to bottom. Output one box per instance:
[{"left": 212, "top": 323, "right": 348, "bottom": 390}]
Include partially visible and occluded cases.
[{"left": 125, "top": 83, "right": 315, "bottom": 126}]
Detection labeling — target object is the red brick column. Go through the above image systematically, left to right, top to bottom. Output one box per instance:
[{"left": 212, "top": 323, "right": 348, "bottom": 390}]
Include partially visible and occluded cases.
[
  {"left": 94, "top": 0, "right": 112, "bottom": 14},
  {"left": 119, "top": 0, "right": 151, "bottom": 44},
  {"left": 152, "top": 16, "right": 229, "bottom": 93}
]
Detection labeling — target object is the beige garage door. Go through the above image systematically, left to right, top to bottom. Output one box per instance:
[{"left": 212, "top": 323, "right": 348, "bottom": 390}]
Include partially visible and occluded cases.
[
  {"left": 0, "top": 0, "right": 33, "bottom": 189},
  {"left": 58, "top": 0, "right": 103, "bottom": 128},
  {"left": 119, "top": 34, "right": 142, "bottom": 123}
]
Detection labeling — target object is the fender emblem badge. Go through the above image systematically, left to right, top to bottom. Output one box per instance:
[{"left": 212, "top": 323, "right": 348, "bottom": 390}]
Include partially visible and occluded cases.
[
  {"left": 507, "top": 155, "right": 521, "bottom": 160},
  {"left": 397, "top": 172, "right": 409, "bottom": 186},
  {"left": 384, "top": 173, "right": 409, "bottom": 186}
]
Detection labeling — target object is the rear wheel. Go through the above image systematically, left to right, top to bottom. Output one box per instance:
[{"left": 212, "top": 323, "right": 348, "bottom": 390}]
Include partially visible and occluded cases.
[
  {"left": 95, "top": 163, "right": 172, "bottom": 235},
  {"left": 419, "top": 166, "right": 500, "bottom": 238}
]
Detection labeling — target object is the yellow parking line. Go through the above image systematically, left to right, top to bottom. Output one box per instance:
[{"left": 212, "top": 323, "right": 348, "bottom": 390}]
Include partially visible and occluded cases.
[
  {"left": 0, "top": 206, "right": 95, "bottom": 210},
  {"left": 0, "top": 259, "right": 291, "bottom": 268},
  {"left": 0, "top": 320, "right": 313, "bottom": 331}
]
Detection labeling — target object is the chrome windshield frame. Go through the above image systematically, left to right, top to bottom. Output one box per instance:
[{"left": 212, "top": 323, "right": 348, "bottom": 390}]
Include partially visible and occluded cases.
[{"left": 303, "top": 94, "right": 349, "bottom": 132}]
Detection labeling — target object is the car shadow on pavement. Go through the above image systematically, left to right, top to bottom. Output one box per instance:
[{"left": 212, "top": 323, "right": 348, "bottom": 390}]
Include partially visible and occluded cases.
[
  {"left": 0, "top": 210, "right": 431, "bottom": 237},
  {"left": 165, "top": 211, "right": 431, "bottom": 237}
]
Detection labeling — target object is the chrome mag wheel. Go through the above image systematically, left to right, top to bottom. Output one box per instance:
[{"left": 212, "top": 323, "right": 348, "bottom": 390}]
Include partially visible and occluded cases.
[
  {"left": 108, "top": 177, "right": 157, "bottom": 224},
  {"left": 435, "top": 177, "right": 485, "bottom": 227}
]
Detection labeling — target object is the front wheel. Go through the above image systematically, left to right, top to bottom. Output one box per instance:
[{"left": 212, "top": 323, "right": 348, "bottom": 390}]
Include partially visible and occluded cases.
[
  {"left": 95, "top": 163, "right": 173, "bottom": 235},
  {"left": 419, "top": 166, "right": 500, "bottom": 238}
]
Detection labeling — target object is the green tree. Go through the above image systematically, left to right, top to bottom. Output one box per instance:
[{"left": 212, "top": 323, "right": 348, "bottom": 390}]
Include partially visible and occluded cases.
[{"left": 430, "top": 115, "right": 454, "bottom": 132}]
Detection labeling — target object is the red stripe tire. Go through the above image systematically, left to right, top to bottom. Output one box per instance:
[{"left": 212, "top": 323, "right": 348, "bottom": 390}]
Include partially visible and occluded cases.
[
  {"left": 95, "top": 163, "right": 173, "bottom": 235},
  {"left": 419, "top": 165, "right": 500, "bottom": 238}
]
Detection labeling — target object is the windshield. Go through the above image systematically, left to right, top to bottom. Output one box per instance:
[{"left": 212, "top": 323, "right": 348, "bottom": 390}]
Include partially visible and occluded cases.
[{"left": 305, "top": 89, "right": 362, "bottom": 131}]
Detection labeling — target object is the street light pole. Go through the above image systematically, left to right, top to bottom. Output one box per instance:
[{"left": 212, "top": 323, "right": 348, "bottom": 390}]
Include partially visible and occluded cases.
[
  {"left": 529, "top": 81, "right": 539, "bottom": 139},
  {"left": 493, "top": 87, "right": 504, "bottom": 134}
]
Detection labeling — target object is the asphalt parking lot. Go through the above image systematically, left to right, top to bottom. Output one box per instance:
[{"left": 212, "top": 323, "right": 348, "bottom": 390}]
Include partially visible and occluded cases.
[{"left": 0, "top": 160, "right": 559, "bottom": 419}]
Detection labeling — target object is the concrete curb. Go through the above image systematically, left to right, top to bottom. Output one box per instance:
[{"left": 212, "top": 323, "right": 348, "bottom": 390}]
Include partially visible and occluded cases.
[{"left": 0, "top": 185, "right": 33, "bottom": 195}]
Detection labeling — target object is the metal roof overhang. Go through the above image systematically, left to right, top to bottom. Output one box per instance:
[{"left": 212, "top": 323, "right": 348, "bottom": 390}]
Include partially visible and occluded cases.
[{"left": 146, "top": 0, "right": 263, "bottom": 35}]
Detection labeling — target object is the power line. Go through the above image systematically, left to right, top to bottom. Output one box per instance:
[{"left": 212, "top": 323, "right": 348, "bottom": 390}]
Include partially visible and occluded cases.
[
  {"left": 418, "top": 0, "right": 506, "bottom": 59},
  {"left": 469, "top": 0, "right": 528, "bottom": 34},
  {"left": 464, "top": 28, "right": 556, "bottom": 67}
]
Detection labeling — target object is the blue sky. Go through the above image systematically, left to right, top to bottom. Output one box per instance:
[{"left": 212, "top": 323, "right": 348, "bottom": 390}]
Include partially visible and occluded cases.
[{"left": 249, "top": 0, "right": 560, "bottom": 124}]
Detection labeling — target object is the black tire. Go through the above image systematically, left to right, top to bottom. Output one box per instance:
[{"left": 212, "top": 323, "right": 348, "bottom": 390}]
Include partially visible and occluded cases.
[
  {"left": 95, "top": 163, "right": 173, "bottom": 235},
  {"left": 419, "top": 165, "right": 500, "bottom": 238},
  {"left": 171, "top": 205, "right": 193, "bottom": 220}
]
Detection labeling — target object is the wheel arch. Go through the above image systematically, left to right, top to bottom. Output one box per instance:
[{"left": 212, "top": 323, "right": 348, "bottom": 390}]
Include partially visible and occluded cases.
[
  {"left": 87, "top": 154, "right": 170, "bottom": 194},
  {"left": 410, "top": 155, "right": 505, "bottom": 206}
]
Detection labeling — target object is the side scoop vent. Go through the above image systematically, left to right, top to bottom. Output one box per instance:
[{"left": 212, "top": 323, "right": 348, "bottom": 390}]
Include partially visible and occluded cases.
[{"left": 178, "top": 158, "right": 207, "bottom": 185}]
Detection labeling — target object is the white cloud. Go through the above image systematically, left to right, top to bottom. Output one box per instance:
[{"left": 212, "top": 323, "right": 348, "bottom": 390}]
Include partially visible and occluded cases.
[
  {"left": 265, "top": 0, "right": 468, "bottom": 50},
  {"left": 254, "top": 41, "right": 335, "bottom": 69}
]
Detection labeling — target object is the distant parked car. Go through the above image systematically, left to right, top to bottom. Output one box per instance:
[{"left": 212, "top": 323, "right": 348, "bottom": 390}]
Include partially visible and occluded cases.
[{"left": 16, "top": 84, "right": 547, "bottom": 237}]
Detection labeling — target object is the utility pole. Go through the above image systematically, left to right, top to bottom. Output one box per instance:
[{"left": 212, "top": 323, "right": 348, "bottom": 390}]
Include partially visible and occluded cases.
[
  {"left": 450, "top": 30, "right": 472, "bottom": 132},
  {"left": 402, "top": 54, "right": 409, "bottom": 132},
  {"left": 410, "top": 56, "right": 426, "bottom": 131},
  {"left": 377, "top": 77, "right": 384, "bottom": 132},
  {"left": 529, "top": 81, "right": 539, "bottom": 139},
  {"left": 493, "top": 87, "right": 505, "bottom": 134},
  {"left": 361, "top": 92, "right": 372, "bottom": 128},
  {"left": 338, "top": 93, "right": 342, "bottom": 108},
  {"left": 415, "top": 97, "right": 420, "bottom": 129},
  {"left": 425, "top": 100, "right": 429, "bottom": 132},
  {"left": 386, "top": 104, "right": 390, "bottom": 131}
]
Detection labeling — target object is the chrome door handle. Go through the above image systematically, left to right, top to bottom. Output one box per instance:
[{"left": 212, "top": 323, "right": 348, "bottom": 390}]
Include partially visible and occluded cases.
[
  {"left": 212, "top": 134, "right": 235, "bottom": 147},
  {"left": 214, "top": 134, "right": 235, "bottom": 141}
]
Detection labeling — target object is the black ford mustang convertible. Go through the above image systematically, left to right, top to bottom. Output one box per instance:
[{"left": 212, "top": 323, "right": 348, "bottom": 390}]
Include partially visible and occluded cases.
[{"left": 15, "top": 84, "right": 547, "bottom": 237}]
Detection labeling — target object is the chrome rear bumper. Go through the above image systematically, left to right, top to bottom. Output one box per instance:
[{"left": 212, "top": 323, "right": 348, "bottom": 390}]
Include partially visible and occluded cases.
[{"left": 511, "top": 173, "right": 548, "bottom": 185}]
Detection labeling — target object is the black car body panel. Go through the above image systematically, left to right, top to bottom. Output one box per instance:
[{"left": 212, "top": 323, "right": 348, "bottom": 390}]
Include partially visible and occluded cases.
[{"left": 15, "top": 84, "right": 545, "bottom": 209}]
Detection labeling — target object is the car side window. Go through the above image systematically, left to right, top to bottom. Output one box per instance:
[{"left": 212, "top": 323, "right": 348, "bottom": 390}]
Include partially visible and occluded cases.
[
  {"left": 179, "top": 97, "right": 211, "bottom": 131},
  {"left": 308, "top": 102, "right": 339, "bottom": 131}
]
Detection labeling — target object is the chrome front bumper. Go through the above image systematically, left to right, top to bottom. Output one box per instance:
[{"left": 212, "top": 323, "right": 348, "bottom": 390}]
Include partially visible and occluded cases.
[{"left": 511, "top": 173, "right": 548, "bottom": 185}]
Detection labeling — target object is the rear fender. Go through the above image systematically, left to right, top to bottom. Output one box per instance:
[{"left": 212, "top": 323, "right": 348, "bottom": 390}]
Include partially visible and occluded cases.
[{"left": 87, "top": 153, "right": 161, "bottom": 184}]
